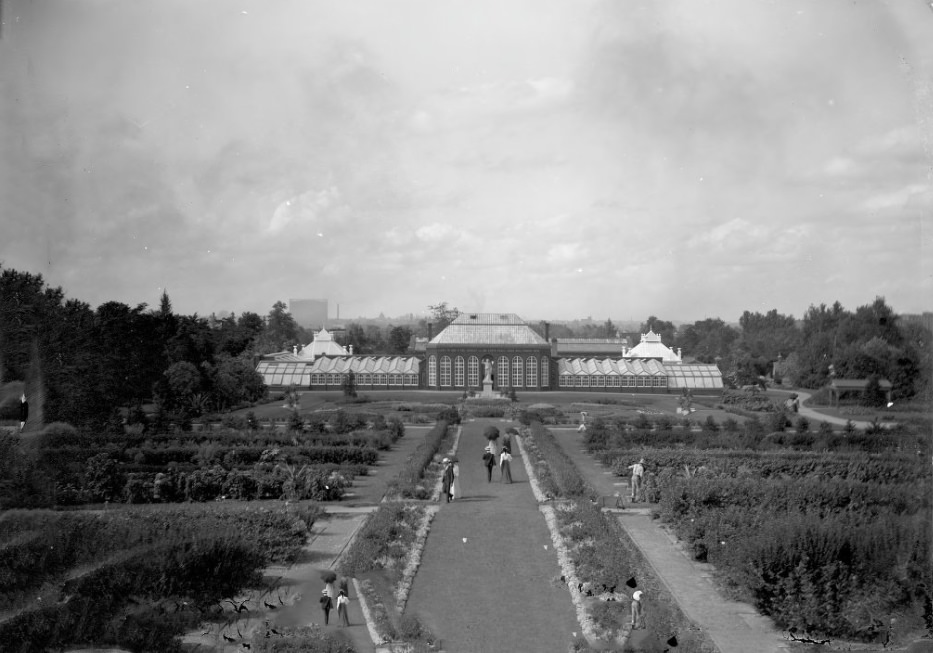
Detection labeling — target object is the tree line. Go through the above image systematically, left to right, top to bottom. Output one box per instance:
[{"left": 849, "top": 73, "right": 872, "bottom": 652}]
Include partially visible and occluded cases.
[{"left": 2, "top": 265, "right": 929, "bottom": 434}]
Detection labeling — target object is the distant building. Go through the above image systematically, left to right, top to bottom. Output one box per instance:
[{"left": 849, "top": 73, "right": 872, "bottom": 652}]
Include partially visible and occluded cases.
[
  {"left": 289, "top": 298, "right": 328, "bottom": 328},
  {"left": 256, "top": 311, "right": 721, "bottom": 393}
]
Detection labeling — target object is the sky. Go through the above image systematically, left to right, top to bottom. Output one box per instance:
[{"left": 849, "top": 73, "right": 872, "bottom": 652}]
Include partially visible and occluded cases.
[{"left": 1, "top": 0, "right": 931, "bottom": 324}]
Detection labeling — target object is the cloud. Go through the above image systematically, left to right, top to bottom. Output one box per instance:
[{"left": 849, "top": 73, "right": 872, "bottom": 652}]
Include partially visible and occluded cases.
[{"left": 268, "top": 187, "right": 342, "bottom": 234}]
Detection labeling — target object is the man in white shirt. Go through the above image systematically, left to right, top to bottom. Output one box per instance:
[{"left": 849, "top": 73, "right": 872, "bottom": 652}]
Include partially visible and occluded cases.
[{"left": 627, "top": 458, "right": 645, "bottom": 502}]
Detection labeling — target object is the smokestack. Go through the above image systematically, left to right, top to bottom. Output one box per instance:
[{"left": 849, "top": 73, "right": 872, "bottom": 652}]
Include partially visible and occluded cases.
[
  {"left": 544, "top": 321, "right": 550, "bottom": 341},
  {"left": 428, "top": 323, "right": 433, "bottom": 341}
]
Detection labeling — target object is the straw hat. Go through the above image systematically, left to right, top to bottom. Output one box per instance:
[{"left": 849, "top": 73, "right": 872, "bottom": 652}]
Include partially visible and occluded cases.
[{"left": 633, "top": 591, "right": 643, "bottom": 601}]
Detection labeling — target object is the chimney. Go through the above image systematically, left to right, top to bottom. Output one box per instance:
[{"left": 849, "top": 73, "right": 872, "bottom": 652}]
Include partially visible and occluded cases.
[
  {"left": 544, "top": 321, "right": 550, "bottom": 341},
  {"left": 427, "top": 322, "right": 433, "bottom": 341},
  {"left": 349, "top": 344, "right": 353, "bottom": 355},
  {"left": 292, "top": 345, "right": 298, "bottom": 356},
  {"left": 677, "top": 347, "right": 682, "bottom": 360}
]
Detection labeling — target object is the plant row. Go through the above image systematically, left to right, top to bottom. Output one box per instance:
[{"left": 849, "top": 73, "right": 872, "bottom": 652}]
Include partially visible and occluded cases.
[
  {"left": 584, "top": 414, "right": 927, "bottom": 454},
  {"left": 384, "top": 419, "right": 456, "bottom": 500},
  {"left": 521, "top": 423, "right": 712, "bottom": 649},
  {"left": 41, "top": 443, "right": 381, "bottom": 471},
  {"left": 596, "top": 447, "right": 930, "bottom": 485},
  {"left": 51, "top": 459, "right": 352, "bottom": 506},
  {"left": 653, "top": 474, "right": 932, "bottom": 642},
  {"left": 0, "top": 503, "right": 321, "bottom": 651},
  {"left": 0, "top": 537, "right": 265, "bottom": 653}
]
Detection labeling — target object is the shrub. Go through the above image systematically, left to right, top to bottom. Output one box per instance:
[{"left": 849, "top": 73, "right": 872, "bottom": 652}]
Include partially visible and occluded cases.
[{"left": 436, "top": 406, "right": 461, "bottom": 425}]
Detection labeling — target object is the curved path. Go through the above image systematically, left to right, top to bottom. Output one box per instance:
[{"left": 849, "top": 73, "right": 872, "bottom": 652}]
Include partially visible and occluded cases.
[
  {"left": 770, "top": 389, "right": 893, "bottom": 429},
  {"left": 405, "top": 419, "right": 579, "bottom": 652},
  {"left": 549, "top": 427, "right": 791, "bottom": 653}
]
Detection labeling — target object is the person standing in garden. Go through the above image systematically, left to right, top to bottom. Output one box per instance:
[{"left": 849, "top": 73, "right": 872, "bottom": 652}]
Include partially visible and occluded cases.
[
  {"left": 19, "top": 393, "right": 28, "bottom": 432},
  {"left": 483, "top": 444, "right": 496, "bottom": 482},
  {"left": 499, "top": 445, "right": 513, "bottom": 484},
  {"left": 441, "top": 458, "right": 455, "bottom": 502},
  {"left": 627, "top": 458, "right": 645, "bottom": 502},
  {"left": 452, "top": 460, "right": 461, "bottom": 499},
  {"left": 320, "top": 588, "right": 333, "bottom": 625},
  {"left": 336, "top": 589, "right": 350, "bottom": 626},
  {"left": 630, "top": 590, "right": 645, "bottom": 629}
]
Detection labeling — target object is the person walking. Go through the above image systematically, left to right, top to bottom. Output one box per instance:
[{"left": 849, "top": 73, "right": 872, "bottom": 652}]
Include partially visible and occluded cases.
[
  {"left": 19, "top": 394, "right": 28, "bottom": 432},
  {"left": 483, "top": 444, "right": 496, "bottom": 483},
  {"left": 499, "top": 446, "right": 513, "bottom": 484},
  {"left": 441, "top": 458, "right": 455, "bottom": 502},
  {"left": 627, "top": 458, "right": 645, "bottom": 503},
  {"left": 452, "top": 460, "right": 461, "bottom": 499},
  {"left": 320, "top": 588, "right": 333, "bottom": 625},
  {"left": 336, "top": 589, "right": 350, "bottom": 626},
  {"left": 630, "top": 590, "right": 645, "bottom": 629}
]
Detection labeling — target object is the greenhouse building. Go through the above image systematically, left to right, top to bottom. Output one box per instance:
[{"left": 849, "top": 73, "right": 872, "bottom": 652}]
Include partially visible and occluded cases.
[{"left": 256, "top": 312, "right": 723, "bottom": 394}]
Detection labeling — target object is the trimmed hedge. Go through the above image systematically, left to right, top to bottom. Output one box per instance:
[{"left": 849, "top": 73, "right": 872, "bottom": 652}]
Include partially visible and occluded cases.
[{"left": 385, "top": 421, "right": 451, "bottom": 500}]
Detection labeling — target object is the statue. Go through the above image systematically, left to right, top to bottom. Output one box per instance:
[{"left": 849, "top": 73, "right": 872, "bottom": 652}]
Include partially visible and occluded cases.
[{"left": 483, "top": 359, "right": 493, "bottom": 384}]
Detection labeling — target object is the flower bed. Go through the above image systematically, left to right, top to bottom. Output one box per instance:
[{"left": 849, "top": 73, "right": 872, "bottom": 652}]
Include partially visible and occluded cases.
[
  {"left": 383, "top": 422, "right": 453, "bottom": 500},
  {"left": 516, "top": 428, "right": 714, "bottom": 651},
  {"left": 0, "top": 502, "right": 321, "bottom": 651}
]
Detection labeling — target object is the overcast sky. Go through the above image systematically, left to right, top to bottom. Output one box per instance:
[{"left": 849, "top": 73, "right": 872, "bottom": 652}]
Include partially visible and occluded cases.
[{"left": 1, "top": 0, "right": 930, "bottom": 323}]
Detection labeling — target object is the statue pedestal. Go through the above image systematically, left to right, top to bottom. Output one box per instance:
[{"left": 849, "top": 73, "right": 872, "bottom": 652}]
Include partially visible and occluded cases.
[{"left": 481, "top": 381, "right": 496, "bottom": 398}]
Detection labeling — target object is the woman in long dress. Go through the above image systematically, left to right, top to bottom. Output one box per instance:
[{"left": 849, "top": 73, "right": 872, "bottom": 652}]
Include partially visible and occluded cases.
[
  {"left": 500, "top": 447, "right": 513, "bottom": 484},
  {"left": 441, "top": 459, "right": 455, "bottom": 502},
  {"left": 452, "top": 462, "right": 461, "bottom": 499},
  {"left": 336, "top": 589, "right": 350, "bottom": 626}
]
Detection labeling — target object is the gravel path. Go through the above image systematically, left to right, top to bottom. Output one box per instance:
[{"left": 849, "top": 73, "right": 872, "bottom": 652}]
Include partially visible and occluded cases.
[
  {"left": 404, "top": 418, "right": 579, "bottom": 652},
  {"left": 549, "top": 426, "right": 792, "bottom": 653}
]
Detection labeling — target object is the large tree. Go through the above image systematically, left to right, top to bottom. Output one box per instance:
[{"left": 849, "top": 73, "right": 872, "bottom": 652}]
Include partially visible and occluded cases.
[
  {"left": 639, "top": 316, "right": 677, "bottom": 347},
  {"left": 679, "top": 318, "right": 738, "bottom": 363},
  {"left": 387, "top": 325, "right": 413, "bottom": 354}
]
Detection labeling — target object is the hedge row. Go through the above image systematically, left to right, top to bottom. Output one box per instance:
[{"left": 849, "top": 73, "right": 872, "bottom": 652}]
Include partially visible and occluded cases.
[
  {"left": 584, "top": 417, "right": 927, "bottom": 454},
  {"left": 384, "top": 421, "right": 453, "bottom": 500},
  {"left": 519, "top": 423, "right": 713, "bottom": 649},
  {"left": 524, "top": 423, "right": 592, "bottom": 500},
  {"left": 41, "top": 444, "right": 381, "bottom": 471},
  {"left": 596, "top": 448, "right": 930, "bottom": 485},
  {"left": 52, "top": 463, "right": 352, "bottom": 506},
  {"left": 654, "top": 475, "right": 932, "bottom": 642},
  {"left": 553, "top": 501, "right": 713, "bottom": 650},
  {"left": 337, "top": 502, "right": 427, "bottom": 584},
  {"left": 0, "top": 503, "right": 320, "bottom": 620},
  {"left": 0, "top": 538, "right": 264, "bottom": 653}
]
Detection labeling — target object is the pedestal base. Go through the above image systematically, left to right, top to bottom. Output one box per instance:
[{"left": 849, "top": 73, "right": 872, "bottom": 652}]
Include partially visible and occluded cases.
[{"left": 481, "top": 382, "right": 496, "bottom": 398}]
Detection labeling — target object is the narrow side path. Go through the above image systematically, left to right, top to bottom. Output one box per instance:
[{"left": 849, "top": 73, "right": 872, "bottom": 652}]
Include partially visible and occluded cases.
[
  {"left": 770, "top": 389, "right": 894, "bottom": 429},
  {"left": 405, "top": 419, "right": 579, "bottom": 652},
  {"left": 343, "top": 425, "right": 434, "bottom": 504},
  {"left": 549, "top": 427, "right": 791, "bottom": 653}
]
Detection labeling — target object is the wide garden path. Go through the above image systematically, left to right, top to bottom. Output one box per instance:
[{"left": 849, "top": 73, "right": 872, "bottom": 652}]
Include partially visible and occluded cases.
[
  {"left": 405, "top": 418, "right": 580, "bottom": 652},
  {"left": 549, "top": 427, "right": 792, "bottom": 653}
]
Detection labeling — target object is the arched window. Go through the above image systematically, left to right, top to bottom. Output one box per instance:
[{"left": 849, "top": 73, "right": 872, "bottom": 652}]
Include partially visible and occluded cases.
[
  {"left": 428, "top": 356, "right": 437, "bottom": 387},
  {"left": 440, "top": 356, "right": 452, "bottom": 386},
  {"left": 454, "top": 356, "right": 465, "bottom": 387},
  {"left": 468, "top": 356, "right": 480, "bottom": 387},
  {"left": 497, "top": 356, "right": 509, "bottom": 388},
  {"left": 512, "top": 356, "right": 523, "bottom": 387},
  {"left": 525, "top": 356, "right": 537, "bottom": 388},
  {"left": 541, "top": 357, "right": 549, "bottom": 388}
]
